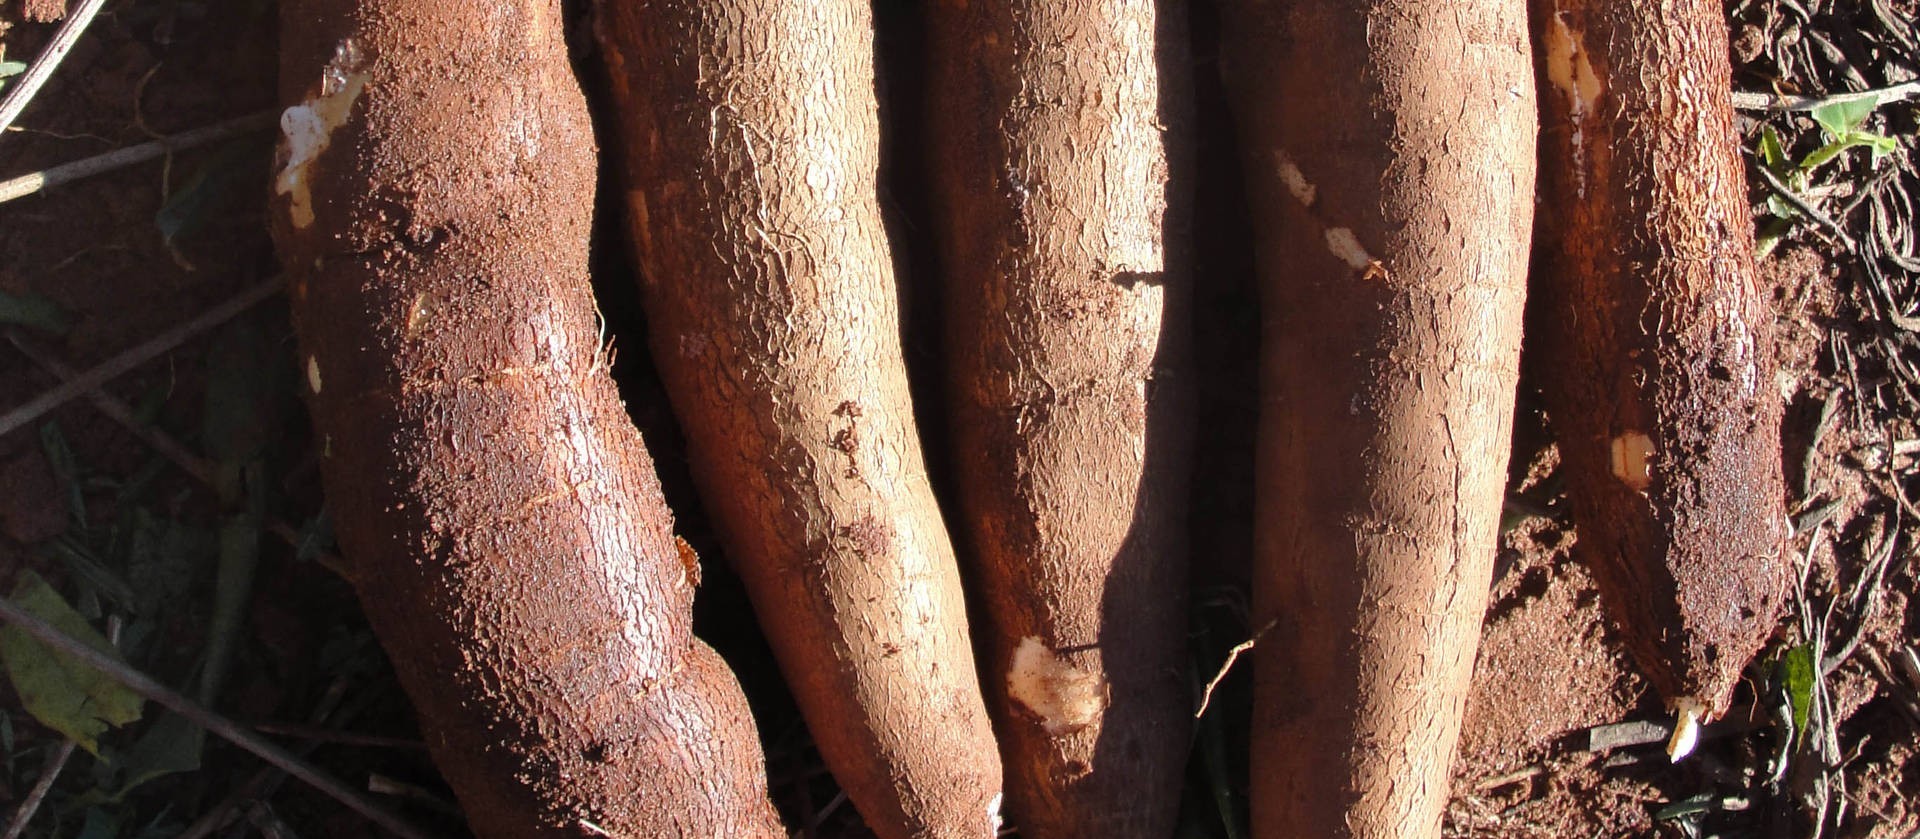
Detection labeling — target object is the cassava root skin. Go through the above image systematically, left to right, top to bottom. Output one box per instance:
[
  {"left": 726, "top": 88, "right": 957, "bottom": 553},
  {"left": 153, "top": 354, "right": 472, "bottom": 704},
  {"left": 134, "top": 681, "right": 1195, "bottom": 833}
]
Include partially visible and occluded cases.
[
  {"left": 1219, "top": 0, "right": 1537, "bottom": 836},
  {"left": 1529, "top": 0, "right": 1790, "bottom": 719},
  {"left": 269, "top": 1, "right": 783, "bottom": 835},
  {"left": 926, "top": 1, "right": 1195, "bottom": 835},
  {"left": 594, "top": 2, "right": 1005, "bottom": 837}
]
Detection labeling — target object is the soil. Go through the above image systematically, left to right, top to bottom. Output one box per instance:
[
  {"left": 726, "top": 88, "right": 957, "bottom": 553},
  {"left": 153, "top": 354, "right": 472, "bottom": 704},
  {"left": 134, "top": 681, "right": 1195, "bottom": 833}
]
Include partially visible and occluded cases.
[{"left": 0, "top": 1, "right": 1913, "bottom": 838}]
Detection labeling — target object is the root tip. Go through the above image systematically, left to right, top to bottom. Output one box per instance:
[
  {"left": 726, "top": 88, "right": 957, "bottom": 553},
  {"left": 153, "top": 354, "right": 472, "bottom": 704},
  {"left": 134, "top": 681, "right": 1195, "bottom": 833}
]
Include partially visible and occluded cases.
[{"left": 1666, "top": 698, "right": 1706, "bottom": 761}]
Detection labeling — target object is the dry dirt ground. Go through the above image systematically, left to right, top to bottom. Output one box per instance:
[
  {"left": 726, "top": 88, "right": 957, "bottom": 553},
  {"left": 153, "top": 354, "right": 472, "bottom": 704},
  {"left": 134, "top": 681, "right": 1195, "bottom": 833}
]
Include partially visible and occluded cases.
[{"left": 0, "top": 1, "right": 1913, "bottom": 838}]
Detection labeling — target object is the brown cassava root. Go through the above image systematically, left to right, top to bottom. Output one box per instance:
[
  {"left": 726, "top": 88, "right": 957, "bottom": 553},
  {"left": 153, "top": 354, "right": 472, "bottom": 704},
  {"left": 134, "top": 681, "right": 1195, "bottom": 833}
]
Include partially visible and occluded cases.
[
  {"left": 1220, "top": 0, "right": 1537, "bottom": 835},
  {"left": 1528, "top": 0, "right": 1790, "bottom": 734},
  {"left": 270, "top": 1, "right": 783, "bottom": 835},
  {"left": 926, "top": 1, "right": 1196, "bottom": 835},
  {"left": 595, "top": 2, "right": 1005, "bottom": 837}
]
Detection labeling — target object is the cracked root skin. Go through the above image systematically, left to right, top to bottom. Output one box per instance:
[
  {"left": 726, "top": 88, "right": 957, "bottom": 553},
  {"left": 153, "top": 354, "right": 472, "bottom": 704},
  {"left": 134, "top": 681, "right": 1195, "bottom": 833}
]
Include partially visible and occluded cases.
[
  {"left": 1220, "top": 0, "right": 1536, "bottom": 837},
  {"left": 1528, "top": 0, "right": 1789, "bottom": 718},
  {"left": 269, "top": 1, "right": 782, "bottom": 836},
  {"left": 926, "top": 1, "right": 1195, "bottom": 836},
  {"left": 594, "top": 2, "right": 1003, "bottom": 837}
]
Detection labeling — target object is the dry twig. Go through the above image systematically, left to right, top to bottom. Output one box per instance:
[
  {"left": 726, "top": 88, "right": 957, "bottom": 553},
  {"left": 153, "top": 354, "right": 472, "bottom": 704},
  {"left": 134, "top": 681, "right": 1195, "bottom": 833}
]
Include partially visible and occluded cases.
[{"left": 0, "top": 0, "right": 112, "bottom": 136}]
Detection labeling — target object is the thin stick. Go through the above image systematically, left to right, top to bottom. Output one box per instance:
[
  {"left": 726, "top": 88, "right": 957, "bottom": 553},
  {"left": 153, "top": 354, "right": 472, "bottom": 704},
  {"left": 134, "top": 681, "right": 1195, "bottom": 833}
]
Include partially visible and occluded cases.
[
  {"left": 0, "top": 0, "right": 112, "bottom": 137},
  {"left": 1732, "top": 81, "right": 1920, "bottom": 112},
  {"left": 0, "top": 111, "right": 276, "bottom": 204},
  {"left": 0, "top": 278, "right": 281, "bottom": 440},
  {"left": 0, "top": 596, "right": 435, "bottom": 839},
  {"left": 1194, "top": 619, "right": 1276, "bottom": 719},
  {"left": 251, "top": 722, "right": 427, "bottom": 752},
  {"left": 0, "top": 741, "right": 77, "bottom": 839}
]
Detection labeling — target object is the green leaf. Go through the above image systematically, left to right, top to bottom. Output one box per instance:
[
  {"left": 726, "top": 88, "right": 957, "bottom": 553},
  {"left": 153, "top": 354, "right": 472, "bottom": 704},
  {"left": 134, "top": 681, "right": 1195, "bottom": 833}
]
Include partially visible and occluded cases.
[
  {"left": 0, "top": 61, "right": 26, "bottom": 79},
  {"left": 1812, "top": 97, "right": 1881, "bottom": 141},
  {"left": 1759, "top": 124, "right": 1788, "bottom": 170},
  {"left": 1862, "top": 131, "right": 1898, "bottom": 163},
  {"left": 1801, "top": 136, "right": 1887, "bottom": 171},
  {"left": 1802, "top": 139, "right": 1847, "bottom": 171},
  {"left": 1766, "top": 193, "right": 1799, "bottom": 220},
  {"left": 1756, "top": 228, "right": 1788, "bottom": 261},
  {"left": 0, "top": 290, "right": 71, "bottom": 334},
  {"left": 0, "top": 572, "right": 145, "bottom": 755},
  {"left": 1782, "top": 643, "right": 1816, "bottom": 749},
  {"left": 114, "top": 713, "right": 204, "bottom": 795}
]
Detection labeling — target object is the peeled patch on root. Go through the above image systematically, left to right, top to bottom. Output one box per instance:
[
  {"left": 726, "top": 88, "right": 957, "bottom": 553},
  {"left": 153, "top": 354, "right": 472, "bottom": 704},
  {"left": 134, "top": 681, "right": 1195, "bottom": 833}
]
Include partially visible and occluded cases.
[
  {"left": 276, "top": 40, "right": 368, "bottom": 230},
  {"left": 1273, "top": 149, "right": 1317, "bottom": 207},
  {"left": 1323, "top": 227, "right": 1375, "bottom": 272},
  {"left": 1609, "top": 431, "right": 1656, "bottom": 491},
  {"left": 1007, "top": 636, "right": 1109, "bottom": 736}
]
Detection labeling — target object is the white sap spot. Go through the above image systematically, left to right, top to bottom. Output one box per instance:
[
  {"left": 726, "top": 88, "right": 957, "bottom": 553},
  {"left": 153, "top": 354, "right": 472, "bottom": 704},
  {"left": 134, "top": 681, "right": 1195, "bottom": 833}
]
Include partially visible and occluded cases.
[
  {"left": 1544, "top": 12, "right": 1604, "bottom": 197},
  {"left": 1544, "top": 13, "right": 1603, "bottom": 119},
  {"left": 276, "top": 40, "right": 368, "bottom": 230},
  {"left": 1272, "top": 149, "right": 1316, "bottom": 207},
  {"left": 1324, "top": 227, "right": 1374, "bottom": 271},
  {"left": 306, "top": 356, "right": 323, "bottom": 394},
  {"left": 1610, "top": 431, "right": 1655, "bottom": 491},
  {"left": 1007, "top": 636, "right": 1108, "bottom": 735},
  {"left": 1666, "top": 697, "right": 1705, "bottom": 761},
  {"left": 987, "top": 792, "right": 1004, "bottom": 834}
]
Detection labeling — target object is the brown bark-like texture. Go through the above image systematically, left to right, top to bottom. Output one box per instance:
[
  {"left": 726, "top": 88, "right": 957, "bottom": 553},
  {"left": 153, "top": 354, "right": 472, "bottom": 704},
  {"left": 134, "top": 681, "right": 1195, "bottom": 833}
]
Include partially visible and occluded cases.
[
  {"left": 1529, "top": 0, "right": 1789, "bottom": 721},
  {"left": 926, "top": 1, "right": 1194, "bottom": 836},
  {"left": 1219, "top": 1, "right": 1536, "bottom": 837},
  {"left": 269, "top": 2, "right": 783, "bottom": 836},
  {"left": 594, "top": 3, "right": 1004, "bottom": 837}
]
